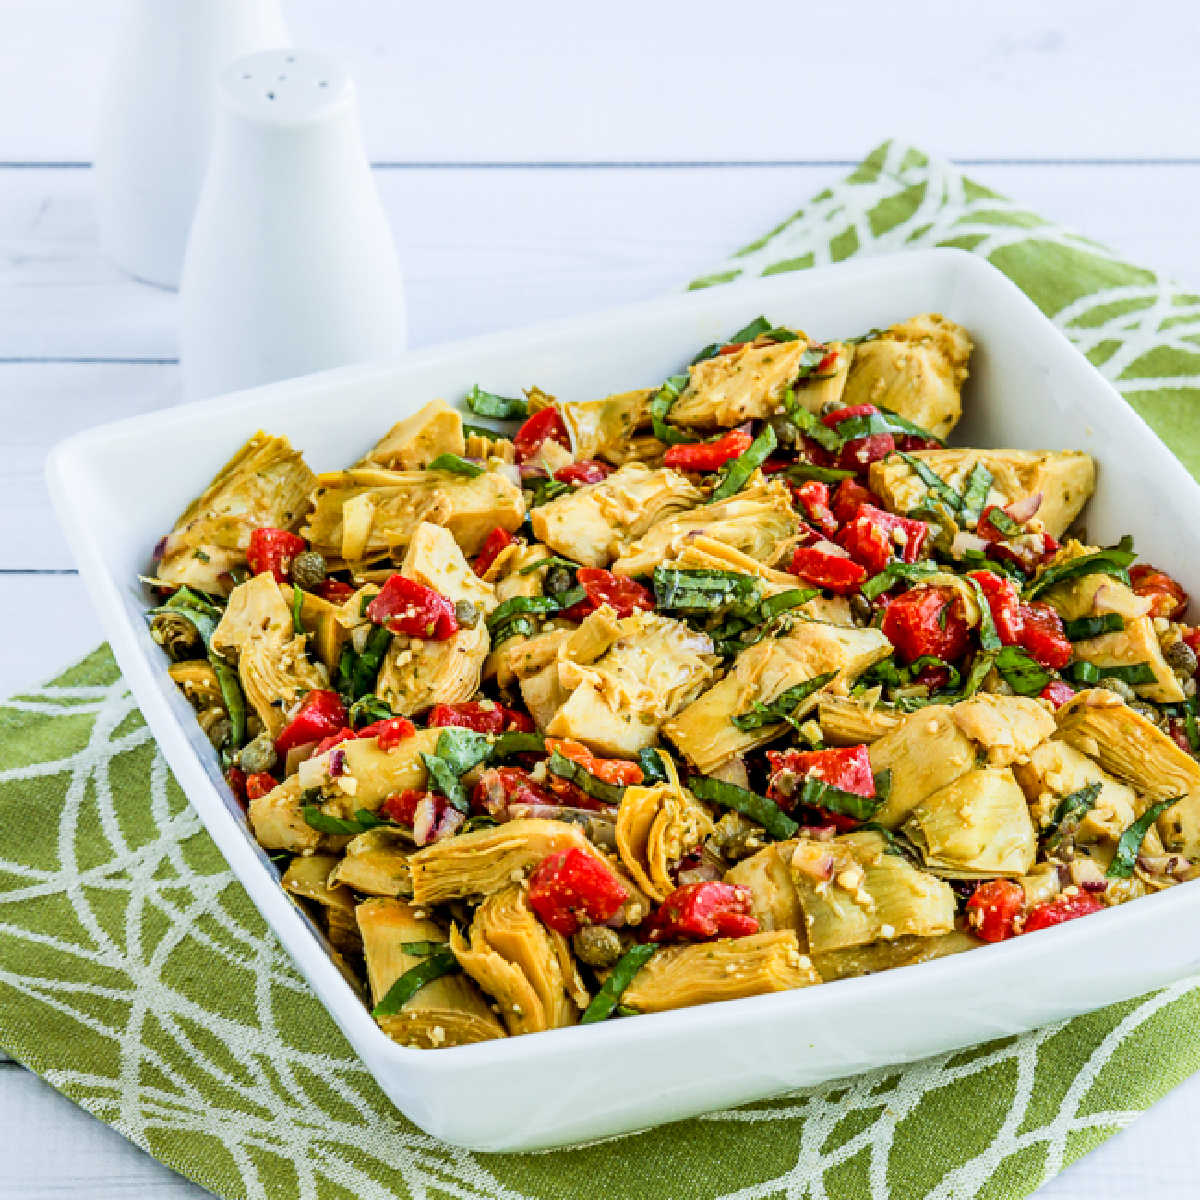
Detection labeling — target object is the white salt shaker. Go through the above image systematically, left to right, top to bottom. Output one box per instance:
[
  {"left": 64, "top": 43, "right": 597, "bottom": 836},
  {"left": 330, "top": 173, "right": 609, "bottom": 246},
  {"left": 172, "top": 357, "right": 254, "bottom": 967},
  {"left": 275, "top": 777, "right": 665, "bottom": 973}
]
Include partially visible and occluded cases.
[
  {"left": 95, "top": 0, "right": 290, "bottom": 289},
  {"left": 180, "top": 49, "right": 406, "bottom": 400}
]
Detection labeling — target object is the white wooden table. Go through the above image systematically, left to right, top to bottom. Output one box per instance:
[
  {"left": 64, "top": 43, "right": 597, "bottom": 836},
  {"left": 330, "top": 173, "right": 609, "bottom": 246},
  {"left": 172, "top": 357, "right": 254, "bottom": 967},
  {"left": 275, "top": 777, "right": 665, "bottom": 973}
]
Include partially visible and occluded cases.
[{"left": 4, "top": 1, "right": 1200, "bottom": 1194}]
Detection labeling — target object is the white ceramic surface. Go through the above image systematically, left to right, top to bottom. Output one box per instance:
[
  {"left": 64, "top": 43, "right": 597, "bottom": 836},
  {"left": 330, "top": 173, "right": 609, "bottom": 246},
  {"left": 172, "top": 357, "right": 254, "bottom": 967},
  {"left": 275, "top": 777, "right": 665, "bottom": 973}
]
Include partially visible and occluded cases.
[
  {"left": 94, "top": 0, "right": 290, "bottom": 289},
  {"left": 179, "top": 49, "right": 407, "bottom": 401},
  {"left": 45, "top": 249, "right": 1200, "bottom": 1152}
]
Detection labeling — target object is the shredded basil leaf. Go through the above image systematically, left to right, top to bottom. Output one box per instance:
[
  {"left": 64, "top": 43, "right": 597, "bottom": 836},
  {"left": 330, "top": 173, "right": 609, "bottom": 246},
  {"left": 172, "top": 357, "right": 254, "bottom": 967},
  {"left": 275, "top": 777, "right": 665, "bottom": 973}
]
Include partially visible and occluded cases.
[
  {"left": 649, "top": 374, "right": 691, "bottom": 445},
  {"left": 465, "top": 385, "right": 527, "bottom": 420},
  {"left": 783, "top": 391, "right": 841, "bottom": 454},
  {"left": 709, "top": 424, "right": 777, "bottom": 503},
  {"left": 898, "top": 452, "right": 962, "bottom": 511},
  {"left": 427, "top": 453, "right": 484, "bottom": 478},
  {"left": 783, "top": 461, "right": 855, "bottom": 484},
  {"left": 960, "top": 463, "right": 993, "bottom": 526},
  {"left": 525, "top": 477, "right": 572, "bottom": 507},
  {"left": 984, "top": 506, "right": 1023, "bottom": 537},
  {"left": 1025, "top": 536, "right": 1136, "bottom": 599},
  {"left": 517, "top": 555, "right": 577, "bottom": 576},
  {"left": 861, "top": 560, "right": 939, "bottom": 600},
  {"left": 653, "top": 567, "right": 761, "bottom": 612},
  {"left": 964, "top": 575, "right": 1001, "bottom": 651},
  {"left": 291, "top": 584, "right": 306, "bottom": 636},
  {"left": 759, "top": 588, "right": 819, "bottom": 620},
  {"left": 1063, "top": 613, "right": 1126, "bottom": 640},
  {"left": 348, "top": 625, "right": 392, "bottom": 700},
  {"left": 994, "top": 645, "right": 1052, "bottom": 696},
  {"left": 908, "top": 656, "right": 962, "bottom": 689},
  {"left": 1070, "top": 660, "right": 1156, "bottom": 686},
  {"left": 730, "top": 671, "right": 837, "bottom": 732},
  {"left": 348, "top": 695, "right": 394, "bottom": 728},
  {"left": 1186, "top": 696, "right": 1200, "bottom": 753},
  {"left": 434, "top": 727, "right": 493, "bottom": 775},
  {"left": 491, "top": 731, "right": 546, "bottom": 758},
  {"left": 637, "top": 747, "right": 669, "bottom": 784},
  {"left": 546, "top": 749, "right": 627, "bottom": 804},
  {"left": 420, "top": 753, "right": 470, "bottom": 813},
  {"left": 688, "top": 775, "right": 798, "bottom": 840},
  {"left": 796, "top": 776, "right": 883, "bottom": 822},
  {"left": 1042, "top": 782, "right": 1102, "bottom": 841},
  {"left": 1107, "top": 797, "right": 1184, "bottom": 879},
  {"left": 301, "top": 806, "right": 390, "bottom": 836},
  {"left": 581, "top": 944, "right": 658, "bottom": 1024},
  {"left": 372, "top": 946, "right": 461, "bottom": 1017}
]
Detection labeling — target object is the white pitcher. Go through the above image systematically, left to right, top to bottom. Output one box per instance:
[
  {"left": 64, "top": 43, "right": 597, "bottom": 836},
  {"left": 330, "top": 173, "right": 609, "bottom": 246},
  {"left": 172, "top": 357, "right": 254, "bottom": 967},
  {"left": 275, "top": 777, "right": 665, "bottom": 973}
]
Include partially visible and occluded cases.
[
  {"left": 95, "top": 0, "right": 290, "bottom": 289},
  {"left": 179, "top": 49, "right": 407, "bottom": 400}
]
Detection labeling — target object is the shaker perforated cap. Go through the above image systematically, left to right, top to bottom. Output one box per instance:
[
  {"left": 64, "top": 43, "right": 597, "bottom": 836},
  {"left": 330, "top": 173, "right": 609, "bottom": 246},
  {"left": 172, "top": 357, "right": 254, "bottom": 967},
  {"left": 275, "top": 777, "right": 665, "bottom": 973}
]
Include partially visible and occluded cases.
[{"left": 218, "top": 49, "right": 352, "bottom": 125}]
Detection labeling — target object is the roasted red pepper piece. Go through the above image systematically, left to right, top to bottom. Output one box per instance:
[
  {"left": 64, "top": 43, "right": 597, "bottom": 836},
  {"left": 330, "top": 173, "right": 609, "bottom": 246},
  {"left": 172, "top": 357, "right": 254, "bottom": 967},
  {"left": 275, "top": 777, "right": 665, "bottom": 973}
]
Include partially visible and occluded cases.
[
  {"left": 821, "top": 404, "right": 895, "bottom": 472},
  {"left": 513, "top": 405, "right": 571, "bottom": 463},
  {"left": 663, "top": 427, "right": 754, "bottom": 472},
  {"left": 554, "top": 459, "right": 614, "bottom": 486},
  {"left": 830, "top": 478, "right": 877, "bottom": 525},
  {"left": 793, "top": 480, "right": 838, "bottom": 537},
  {"left": 857, "top": 504, "right": 928, "bottom": 564},
  {"left": 977, "top": 505, "right": 1060, "bottom": 571},
  {"left": 836, "top": 514, "right": 893, "bottom": 575},
  {"left": 473, "top": 526, "right": 516, "bottom": 576},
  {"left": 246, "top": 527, "right": 307, "bottom": 583},
  {"left": 788, "top": 541, "right": 868, "bottom": 595},
  {"left": 1130, "top": 564, "right": 1188, "bottom": 620},
  {"left": 564, "top": 567, "right": 654, "bottom": 620},
  {"left": 968, "top": 569, "right": 1024, "bottom": 645},
  {"left": 367, "top": 574, "right": 458, "bottom": 640},
  {"left": 314, "top": 579, "right": 356, "bottom": 604},
  {"left": 881, "top": 585, "right": 970, "bottom": 664},
  {"left": 1017, "top": 601, "right": 1072, "bottom": 670},
  {"left": 1038, "top": 680, "right": 1076, "bottom": 709},
  {"left": 275, "top": 689, "right": 347, "bottom": 754},
  {"left": 428, "top": 700, "right": 534, "bottom": 734},
  {"left": 357, "top": 716, "right": 417, "bottom": 751},
  {"left": 314, "top": 727, "right": 357, "bottom": 755},
  {"left": 545, "top": 737, "right": 644, "bottom": 786},
  {"left": 766, "top": 744, "right": 875, "bottom": 829},
  {"left": 225, "top": 766, "right": 247, "bottom": 804},
  {"left": 471, "top": 766, "right": 558, "bottom": 814},
  {"left": 244, "top": 771, "right": 277, "bottom": 802},
  {"left": 380, "top": 789, "right": 428, "bottom": 826},
  {"left": 527, "top": 847, "right": 629, "bottom": 935},
  {"left": 966, "top": 879, "right": 1025, "bottom": 942},
  {"left": 647, "top": 881, "right": 758, "bottom": 942},
  {"left": 1022, "top": 892, "right": 1105, "bottom": 933}
]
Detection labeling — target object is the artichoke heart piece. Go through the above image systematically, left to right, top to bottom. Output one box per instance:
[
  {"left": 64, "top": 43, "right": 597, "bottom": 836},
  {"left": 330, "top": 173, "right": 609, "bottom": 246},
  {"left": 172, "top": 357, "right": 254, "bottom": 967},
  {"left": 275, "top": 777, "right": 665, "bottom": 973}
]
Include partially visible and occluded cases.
[
  {"left": 841, "top": 313, "right": 972, "bottom": 439},
  {"left": 668, "top": 335, "right": 811, "bottom": 429},
  {"left": 785, "top": 341, "right": 854, "bottom": 416},
  {"left": 559, "top": 387, "right": 658, "bottom": 464},
  {"left": 358, "top": 398, "right": 465, "bottom": 470},
  {"left": 157, "top": 432, "right": 316, "bottom": 596},
  {"left": 868, "top": 448, "right": 1095, "bottom": 539},
  {"left": 531, "top": 463, "right": 702, "bottom": 568},
  {"left": 306, "top": 465, "right": 524, "bottom": 563},
  {"left": 612, "top": 475, "right": 801, "bottom": 578},
  {"left": 375, "top": 523, "right": 494, "bottom": 715},
  {"left": 1037, "top": 541, "right": 1152, "bottom": 622},
  {"left": 482, "top": 542, "right": 557, "bottom": 686},
  {"left": 211, "top": 573, "right": 328, "bottom": 739},
  {"left": 282, "top": 583, "right": 347, "bottom": 672},
  {"left": 540, "top": 607, "right": 717, "bottom": 757},
  {"left": 1071, "top": 615, "right": 1183, "bottom": 703},
  {"left": 663, "top": 623, "right": 892, "bottom": 775},
  {"left": 1055, "top": 689, "right": 1200, "bottom": 856},
  {"left": 818, "top": 694, "right": 903, "bottom": 745},
  {"left": 951, "top": 694, "right": 1056, "bottom": 768},
  {"left": 868, "top": 706, "right": 978, "bottom": 829},
  {"left": 1013, "top": 738, "right": 1137, "bottom": 845},
  {"left": 903, "top": 767, "right": 1038, "bottom": 878},
  {"left": 248, "top": 775, "right": 323, "bottom": 854},
  {"left": 616, "top": 782, "right": 715, "bottom": 902},
  {"left": 409, "top": 818, "right": 603, "bottom": 905},
  {"left": 329, "top": 827, "right": 414, "bottom": 897},
  {"left": 790, "top": 830, "right": 957, "bottom": 954},
  {"left": 724, "top": 840, "right": 805, "bottom": 941},
  {"left": 281, "top": 853, "right": 360, "bottom": 956},
  {"left": 450, "top": 884, "right": 584, "bottom": 1035},
  {"left": 357, "top": 899, "right": 505, "bottom": 1048},
  {"left": 813, "top": 927, "right": 981, "bottom": 982},
  {"left": 621, "top": 931, "right": 820, "bottom": 1013}
]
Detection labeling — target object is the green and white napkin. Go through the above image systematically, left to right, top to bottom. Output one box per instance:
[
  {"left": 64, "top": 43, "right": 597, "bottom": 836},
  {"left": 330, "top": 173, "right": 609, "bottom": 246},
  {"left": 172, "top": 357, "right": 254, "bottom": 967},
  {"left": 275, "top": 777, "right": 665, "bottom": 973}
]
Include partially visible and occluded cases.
[{"left": 4, "top": 140, "right": 1200, "bottom": 1200}]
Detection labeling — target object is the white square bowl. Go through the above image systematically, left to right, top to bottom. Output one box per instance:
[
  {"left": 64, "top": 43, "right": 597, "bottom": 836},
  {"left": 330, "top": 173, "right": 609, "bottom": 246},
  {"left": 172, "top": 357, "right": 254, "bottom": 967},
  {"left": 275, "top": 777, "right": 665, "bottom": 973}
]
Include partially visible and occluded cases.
[{"left": 47, "top": 248, "right": 1200, "bottom": 1152}]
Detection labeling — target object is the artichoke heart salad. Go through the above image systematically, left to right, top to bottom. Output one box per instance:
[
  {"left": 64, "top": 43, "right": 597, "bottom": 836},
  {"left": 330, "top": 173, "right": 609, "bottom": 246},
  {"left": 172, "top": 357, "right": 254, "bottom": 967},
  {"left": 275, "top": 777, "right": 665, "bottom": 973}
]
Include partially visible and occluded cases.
[{"left": 144, "top": 312, "right": 1200, "bottom": 1048}]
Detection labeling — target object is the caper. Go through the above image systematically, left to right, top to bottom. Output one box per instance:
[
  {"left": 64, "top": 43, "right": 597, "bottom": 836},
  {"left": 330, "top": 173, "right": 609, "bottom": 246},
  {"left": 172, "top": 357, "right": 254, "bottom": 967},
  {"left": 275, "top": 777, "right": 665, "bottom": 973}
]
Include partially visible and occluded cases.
[
  {"left": 820, "top": 400, "right": 844, "bottom": 418},
  {"left": 768, "top": 413, "right": 800, "bottom": 448},
  {"left": 291, "top": 549, "right": 327, "bottom": 589},
  {"left": 544, "top": 565, "right": 574, "bottom": 597},
  {"left": 849, "top": 593, "right": 873, "bottom": 624},
  {"left": 454, "top": 599, "right": 480, "bottom": 629},
  {"left": 1165, "top": 639, "right": 1198, "bottom": 677},
  {"left": 1097, "top": 676, "right": 1136, "bottom": 703},
  {"left": 204, "top": 716, "right": 232, "bottom": 751},
  {"left": 240, "top": 732, "right": 278, "bottom": 774},
  {"left": 572, "top": 924, "right": 622, "bottom": 968}
]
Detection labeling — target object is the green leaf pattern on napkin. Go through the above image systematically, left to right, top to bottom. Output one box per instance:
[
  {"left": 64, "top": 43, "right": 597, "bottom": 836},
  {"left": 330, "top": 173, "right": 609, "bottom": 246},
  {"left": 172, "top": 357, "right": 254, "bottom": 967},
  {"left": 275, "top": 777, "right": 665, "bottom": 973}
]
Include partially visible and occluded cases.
[{"left": 5, "top": 141, "right": 1200, "bottom": 1199}]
